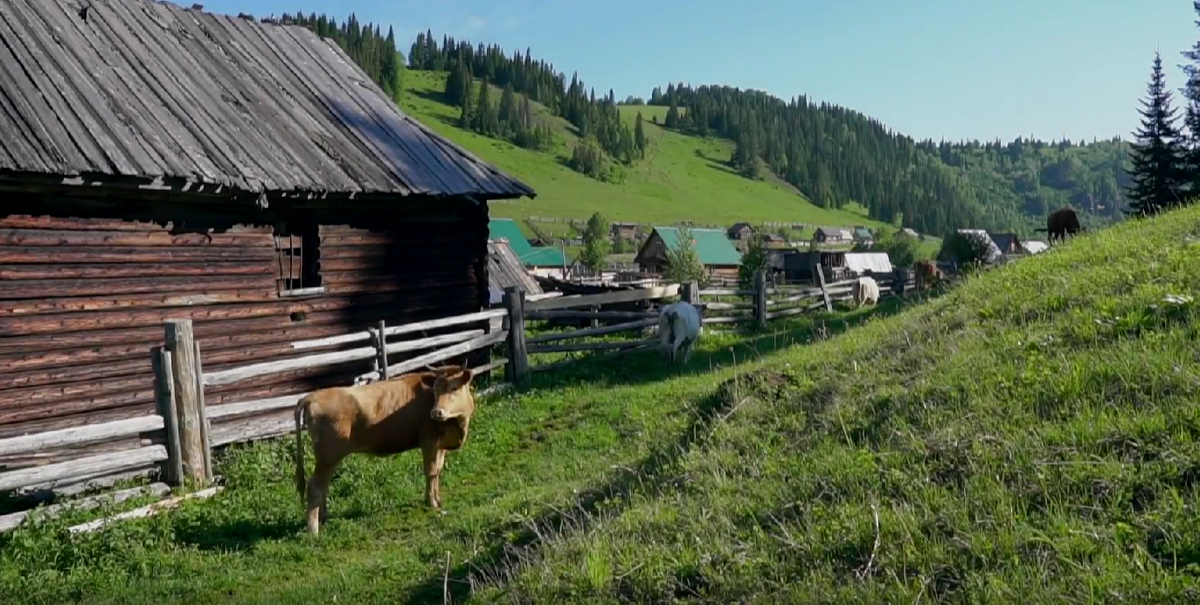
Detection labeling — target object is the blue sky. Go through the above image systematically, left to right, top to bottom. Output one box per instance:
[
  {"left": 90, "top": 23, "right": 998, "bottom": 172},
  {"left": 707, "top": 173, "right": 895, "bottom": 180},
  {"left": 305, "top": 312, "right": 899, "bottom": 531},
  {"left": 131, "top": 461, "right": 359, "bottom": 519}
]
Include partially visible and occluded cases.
[{"left": 202, "top": 0, "right": 1196, "bottom": 143}]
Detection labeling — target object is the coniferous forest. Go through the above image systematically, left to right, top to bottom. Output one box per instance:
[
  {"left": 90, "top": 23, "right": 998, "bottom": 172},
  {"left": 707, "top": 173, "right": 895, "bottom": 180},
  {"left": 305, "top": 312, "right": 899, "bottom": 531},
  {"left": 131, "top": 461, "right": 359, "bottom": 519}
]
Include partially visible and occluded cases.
[{"left": 404, "top": 31, "right": 1131, "bottom": 235}]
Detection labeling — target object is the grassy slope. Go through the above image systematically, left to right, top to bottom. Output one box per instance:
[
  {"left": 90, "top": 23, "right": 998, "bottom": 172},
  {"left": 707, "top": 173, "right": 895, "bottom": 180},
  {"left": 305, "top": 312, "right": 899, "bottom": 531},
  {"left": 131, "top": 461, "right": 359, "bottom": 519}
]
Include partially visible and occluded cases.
[
  {"left": 402, "top": 70, "right": 890, "bottom": 231},
  {"left": 3, "top": 207, "right": 1197, "bottom": 603},
  {"left": 470, "top": 207, "right": 1200, "bottom": 602}
]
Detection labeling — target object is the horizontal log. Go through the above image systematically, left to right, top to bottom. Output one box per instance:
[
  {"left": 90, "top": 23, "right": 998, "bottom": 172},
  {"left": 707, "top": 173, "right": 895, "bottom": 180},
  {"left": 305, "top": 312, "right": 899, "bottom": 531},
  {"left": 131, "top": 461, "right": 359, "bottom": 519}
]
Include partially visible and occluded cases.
[
  {"left": 0, "top": 215, "right": 271, "bottom": 233},
  {"left": 0, "top": 228, "right": 272, "bottom": 247},
  {"left": 0, "top": 245, "right": 275, "bottom": 264},
  {"left": 0, "top": 262, "right": 273, "bottom": 281},
  {"left": 0, "top": 275, "right": 275, "bottom": 299},
  {"left": 526, "top": 285, "right": 680, "bottom": 311},
  {"left": 0, "top": 288, "right": 276, "bottom": 316},
  {"left": 698, "top": 289, "right": 755, "bottom": 296},
  {"left": 0, "top": 290, "right": 460, "bottom": 336},
  {"left": 770, "top": 290, "right": 822, "bottom": 304},
  {"left": 702, "top": 302, "right": 753, "bottom": 311},
  {"left": 765, "top": 306, "right": 814, "bottom": 320},
  {"left": 383, "top": 309, "right": 507, "bottom": 339},
  {"left": 525, "top": 310, "right": 659, "bottom": 321},
  {"left": 702, "top": 316, "right": 754, "bottom": 324},
  {"left": 526, "top": 319, "right": 658, "bottom": 345},
  {"left": 203, "top": 329, "right": 486, "bottom": 387},
  {"left": 357, "top": 331, "right": 507, "bottom": 383},
  {"left": 528, "top": 337, "right": 660, "bottom": 354},
  {"left": 529, "top": 342, "right": 657, "bottom": 374},
  {"left": 472, "top": 357, "right": 509, "bottom": 374},
  {"left": 204, "top": 367, "right": 366, "bottom": 407},
  {"left": 1, "top": 372, "right": 153, "bottom": 409},
  {"left": 0, "top": 387, "right": 156, "bottom": 427},
  {"left": 0, "top": 405, "right": 155, "bottom": 440},
  {"left": 211, "top": 413, "right": 292, "bottom": 447},
  {"left": 0, "top": 415, "right": 163, "bottom": 457},
  {"left": 0, "top": 435, "right": 154, "bottom": 471},
  {"left": 0, "top": 445, "right": 167, "bottom": 492},
  {"left": 17, "top": 465, "right": 159, "bottom": 498},
  {"left": 0, "top": 483, "right": 171, "bottom": 533},
  {"left": 68, "top": 486, "right": 223, "bottom": 534}
]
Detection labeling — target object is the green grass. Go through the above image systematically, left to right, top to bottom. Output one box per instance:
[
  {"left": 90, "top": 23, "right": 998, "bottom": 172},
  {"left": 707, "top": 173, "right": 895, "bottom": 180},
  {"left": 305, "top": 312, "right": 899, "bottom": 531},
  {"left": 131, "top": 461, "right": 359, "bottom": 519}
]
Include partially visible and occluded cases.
[
  {"left": 402, "top": 71, "right": 896, "bottom": 232},
  {"left": 5, "top": 206, "right": 1196, "bottom": 603}
]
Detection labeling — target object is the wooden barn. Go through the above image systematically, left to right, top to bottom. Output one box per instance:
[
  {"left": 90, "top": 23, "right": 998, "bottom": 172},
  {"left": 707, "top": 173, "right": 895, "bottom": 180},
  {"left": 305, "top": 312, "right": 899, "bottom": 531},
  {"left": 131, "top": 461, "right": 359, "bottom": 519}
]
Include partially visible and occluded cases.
[
  {"left": 0, "top": 0, "right": 534, "bottom": 443},
  {"left": 634, "top": 227, "right": 742, "bottom": 280}
]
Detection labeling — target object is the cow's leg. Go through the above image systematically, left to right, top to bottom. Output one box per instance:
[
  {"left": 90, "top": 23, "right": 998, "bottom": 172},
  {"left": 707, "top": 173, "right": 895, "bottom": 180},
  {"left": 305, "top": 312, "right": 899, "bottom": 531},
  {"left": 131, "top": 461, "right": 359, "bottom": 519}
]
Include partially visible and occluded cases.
[
  {"left": 421, "top": 442, "right": 446, "bottom": 509},
  {"left": 306, "top": 457, "right": 340, "bottom": 536}
]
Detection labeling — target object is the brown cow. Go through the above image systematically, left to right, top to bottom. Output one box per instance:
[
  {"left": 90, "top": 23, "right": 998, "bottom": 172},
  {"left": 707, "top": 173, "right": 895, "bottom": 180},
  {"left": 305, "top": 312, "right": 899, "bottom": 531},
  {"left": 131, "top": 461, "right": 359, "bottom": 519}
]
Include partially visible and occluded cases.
[
  {"left": 913, "top": 260, "right": 945, "bottom": 291},
  {"left": 292, "top": 365, "right": 476, "bottom": 535}
]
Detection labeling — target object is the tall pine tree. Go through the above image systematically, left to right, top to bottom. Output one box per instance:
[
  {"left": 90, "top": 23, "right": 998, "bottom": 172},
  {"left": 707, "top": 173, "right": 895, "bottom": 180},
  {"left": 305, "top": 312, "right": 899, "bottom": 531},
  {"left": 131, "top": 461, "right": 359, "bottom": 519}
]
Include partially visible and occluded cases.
[
  {"left": 1127, "top": 52, "right": 1186, "bottom": 216},
  {"left": 458, "top": 74, "right": 475, "bottom": 128}
]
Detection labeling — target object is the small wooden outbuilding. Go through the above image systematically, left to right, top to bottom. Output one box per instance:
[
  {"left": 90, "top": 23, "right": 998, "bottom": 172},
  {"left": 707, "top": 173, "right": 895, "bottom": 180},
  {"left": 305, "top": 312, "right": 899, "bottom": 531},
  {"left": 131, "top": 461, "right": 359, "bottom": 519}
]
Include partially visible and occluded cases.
[{"left": 0, "top": 0, "right": 534, "bottom": 440}]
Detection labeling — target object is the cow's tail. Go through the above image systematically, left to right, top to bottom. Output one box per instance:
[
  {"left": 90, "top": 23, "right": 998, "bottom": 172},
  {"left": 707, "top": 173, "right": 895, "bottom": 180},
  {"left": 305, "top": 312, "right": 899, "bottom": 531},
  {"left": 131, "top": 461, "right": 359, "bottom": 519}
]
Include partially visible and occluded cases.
[{"left": 293, "top": 394, "right": 311, "bottom": 501}]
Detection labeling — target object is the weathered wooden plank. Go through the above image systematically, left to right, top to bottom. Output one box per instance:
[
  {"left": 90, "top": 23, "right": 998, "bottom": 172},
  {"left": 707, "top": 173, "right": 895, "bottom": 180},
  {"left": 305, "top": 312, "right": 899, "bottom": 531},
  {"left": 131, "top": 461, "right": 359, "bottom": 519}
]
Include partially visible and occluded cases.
[
  {"left": 0, "top": 228, "right": 272, "bottom": 247},
  {"left": 0, "top": 245, "right": 275, "bottom": 264},
  {"left": 0, "top": 262, "right": 273, "bottom": 280},
  {"left": 0, "top": 275, "right": 274, "bottom": 299},
  {"left": 526, "top": 285, "right": 680, "bottom": 311},
  {"left": 0, "top": 288, "right": 280, "bottom": 316},
  {"left": 698, "top": 289, "right": 755, "bottom": 296},
  {"left": 381, "top": 309, "right": 507, "bottom": 339},
  {"left": 525, "top": 310, "right": 659, "bottom": 321},
  {"left": 360, "top": 331, "right": 508, "bottom": 383},
  {"left": 202, "top": 345, "right": 375, "bottom": 387},
  {"left": 207, "top": 394, "right": 298, "bottom": 421},
  {"left": 211, "top": 413, "right": 292, "bottom": 447},
  {"left": 0, "top": 415, "right": 163, "bottom": 458},
  {"left": 0, "top": 435, "right": 154, "bottom": 470},
  {"left": 0, "top": 445, "right": 167, "bottom": 492},
  {"left": 0, "top": 483, "right": 171, "bottom": 534},
  {"left": 67, "top": 486, "right": 223, "bottom": 534}
]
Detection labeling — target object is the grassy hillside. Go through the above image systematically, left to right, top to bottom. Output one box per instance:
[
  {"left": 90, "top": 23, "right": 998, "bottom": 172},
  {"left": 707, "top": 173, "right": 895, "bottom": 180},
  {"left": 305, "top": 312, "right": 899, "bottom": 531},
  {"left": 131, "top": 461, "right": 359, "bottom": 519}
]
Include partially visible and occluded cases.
[
  {"left": 402, "top": 70, "right": 893, "bottom": 232},
  {"left": 3, "top": 206, "right": 1196, "bottom": 602}
]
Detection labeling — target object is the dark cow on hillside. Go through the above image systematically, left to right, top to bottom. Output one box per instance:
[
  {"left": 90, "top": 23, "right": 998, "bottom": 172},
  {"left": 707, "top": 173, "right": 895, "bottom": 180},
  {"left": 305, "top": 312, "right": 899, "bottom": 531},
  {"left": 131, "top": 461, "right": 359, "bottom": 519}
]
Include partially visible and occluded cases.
[{"left": 1038, "top": 207, "right": 1084, "bottom": 243}]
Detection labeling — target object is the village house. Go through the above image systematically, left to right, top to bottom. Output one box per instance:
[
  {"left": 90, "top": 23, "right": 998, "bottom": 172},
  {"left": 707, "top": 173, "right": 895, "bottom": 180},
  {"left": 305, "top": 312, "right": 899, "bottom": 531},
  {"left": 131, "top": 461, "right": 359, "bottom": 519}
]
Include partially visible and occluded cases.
[
  {"left": 0, "top": 0, "right": 534, "bottom": 441},
  {"left": 610, "top": 222, "right": 640, "bottom": 242},
  {"left": 726, "top": 222, "right": 755, "bottom": 241},
  {"left": 635, "top": 227, "right": 742, "bottom": 280},
  {"left": 812, "top": 227, "right": 854, "bottom": 246},
  {"left": 853, "top": 227, "right": 875, "bottom": 246},
  {"left": 988, "top": 232, "right": 1022, "bottom": 255}
]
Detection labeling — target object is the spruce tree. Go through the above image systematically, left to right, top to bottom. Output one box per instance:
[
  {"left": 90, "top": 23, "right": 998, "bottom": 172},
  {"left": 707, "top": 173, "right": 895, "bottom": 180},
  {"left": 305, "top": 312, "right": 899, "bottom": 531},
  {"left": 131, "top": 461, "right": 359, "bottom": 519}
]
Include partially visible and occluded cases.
[
  {"left": 1181, "top": 1, "right": 1200, "bottom": 194},
  {"left": 1126, "top": 52, "right": 1186, "bottom": 216},
  {"left": 458, "top": 74, "right": 474, "bottom": 128},
  {"left": 665, "top": 97, "right": 680, "bottom": 129},
  {"left": 634, "top": 112, "right": 647, "bottom": 158}
]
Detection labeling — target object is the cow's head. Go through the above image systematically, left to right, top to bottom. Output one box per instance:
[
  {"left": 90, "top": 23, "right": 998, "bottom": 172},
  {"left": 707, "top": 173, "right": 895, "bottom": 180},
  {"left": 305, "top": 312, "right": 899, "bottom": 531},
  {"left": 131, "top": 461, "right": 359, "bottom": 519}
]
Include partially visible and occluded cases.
[{"left": 423, "top": 366, "right": 475, "bottom": 421}]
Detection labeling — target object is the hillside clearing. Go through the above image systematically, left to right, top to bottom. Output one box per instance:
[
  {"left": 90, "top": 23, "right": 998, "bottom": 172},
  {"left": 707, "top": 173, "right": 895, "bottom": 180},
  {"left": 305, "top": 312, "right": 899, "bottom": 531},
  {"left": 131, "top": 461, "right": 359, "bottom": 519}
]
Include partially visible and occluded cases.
[{"left": 401, "top": 71, "right": 896, "bottom": 231}]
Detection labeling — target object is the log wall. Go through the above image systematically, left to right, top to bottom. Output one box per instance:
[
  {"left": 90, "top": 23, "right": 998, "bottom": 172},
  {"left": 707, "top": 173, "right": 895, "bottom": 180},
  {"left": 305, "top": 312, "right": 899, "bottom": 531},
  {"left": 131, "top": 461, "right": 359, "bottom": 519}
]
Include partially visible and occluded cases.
[{"left": 0, "top": 193, "right": 489, "bottom": 481}]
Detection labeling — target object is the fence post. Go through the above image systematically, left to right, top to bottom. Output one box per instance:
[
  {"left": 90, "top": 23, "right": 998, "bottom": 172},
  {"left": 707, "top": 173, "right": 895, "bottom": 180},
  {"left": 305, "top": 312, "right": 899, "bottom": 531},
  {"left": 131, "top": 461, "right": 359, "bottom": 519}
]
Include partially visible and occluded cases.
[
  {"left": 814, "top": 265, "right": 833, "bottom": 312},
  {"left": 754, "top": 270, "right": 768, "bottom": 328},
  {"left": 683, "top": 281, "right": 700, "bottom": 306},
  {"left": 503, "top": 286, "right": 528, "bottom": 383},
  {"left": 164, "top": 319, "right": 210, "bottom": 486},
  {"left": 372, "top": 320, "right": 390, "bottom": 380},
  {"left": 151, "top": 346, "right": 183, "bottom": 486}
]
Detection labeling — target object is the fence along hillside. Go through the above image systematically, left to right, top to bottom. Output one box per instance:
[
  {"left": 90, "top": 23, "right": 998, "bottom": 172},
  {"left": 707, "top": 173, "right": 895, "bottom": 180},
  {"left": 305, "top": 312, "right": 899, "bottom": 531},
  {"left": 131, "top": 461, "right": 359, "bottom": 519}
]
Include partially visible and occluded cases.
[{"left": 0, "top": 269, "right": 919, "bottom": 533}]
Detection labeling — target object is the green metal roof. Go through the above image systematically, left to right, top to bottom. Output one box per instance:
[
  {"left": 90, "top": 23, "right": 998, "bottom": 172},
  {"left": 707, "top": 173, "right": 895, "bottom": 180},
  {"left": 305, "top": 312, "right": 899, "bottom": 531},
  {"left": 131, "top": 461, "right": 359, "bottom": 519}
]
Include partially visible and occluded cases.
[
  {"left": 489, "top": 218, "right": 572, "bottom": 267},
  {"left": 654, "top": 227, "right": 742, "bottom": 266},
  {"left": 519, "top": 247, "right": 571, "bottom": 267}
]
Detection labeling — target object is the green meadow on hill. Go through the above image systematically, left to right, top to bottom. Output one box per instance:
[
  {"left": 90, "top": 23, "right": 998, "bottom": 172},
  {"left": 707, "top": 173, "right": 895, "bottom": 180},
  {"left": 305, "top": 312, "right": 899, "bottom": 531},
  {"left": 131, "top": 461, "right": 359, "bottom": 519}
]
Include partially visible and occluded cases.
[
  {"left": 401, "top": 70, "right": 894, "bottom": 232},
  {"left": 1, "top": 204, "right": 1196, "bottom": 604}
]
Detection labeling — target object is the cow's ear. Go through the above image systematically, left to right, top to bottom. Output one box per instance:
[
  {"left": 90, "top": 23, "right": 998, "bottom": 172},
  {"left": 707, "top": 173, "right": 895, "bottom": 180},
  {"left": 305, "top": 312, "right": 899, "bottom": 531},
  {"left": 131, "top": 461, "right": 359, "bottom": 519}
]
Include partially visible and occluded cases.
[
  {"left": 460, "top": 368, "right": 474, "bottom": 385},
  {"left": 420, "top": 372, "right": 438, "bottom": 388}
]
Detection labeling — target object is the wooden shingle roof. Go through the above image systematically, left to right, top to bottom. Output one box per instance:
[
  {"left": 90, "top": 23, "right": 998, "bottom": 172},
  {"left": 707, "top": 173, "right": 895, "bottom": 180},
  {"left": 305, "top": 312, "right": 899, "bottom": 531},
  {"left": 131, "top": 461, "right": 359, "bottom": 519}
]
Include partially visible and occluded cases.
[{"left": 0, "top": 0, "right": 535, "bottom": 200}]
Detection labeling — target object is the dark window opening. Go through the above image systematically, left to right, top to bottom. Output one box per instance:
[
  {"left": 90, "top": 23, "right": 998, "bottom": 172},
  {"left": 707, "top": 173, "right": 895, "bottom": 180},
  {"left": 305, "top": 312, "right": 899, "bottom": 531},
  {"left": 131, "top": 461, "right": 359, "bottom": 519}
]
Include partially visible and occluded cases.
[{"left": 273, "top": 220, "right": 323, "bottom": 296}]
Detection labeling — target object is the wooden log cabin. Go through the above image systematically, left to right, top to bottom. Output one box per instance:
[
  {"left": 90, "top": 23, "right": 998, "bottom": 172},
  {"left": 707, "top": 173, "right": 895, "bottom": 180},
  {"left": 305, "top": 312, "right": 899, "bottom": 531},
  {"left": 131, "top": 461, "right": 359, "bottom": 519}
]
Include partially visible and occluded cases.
[{"left": 0, "top": 0, "right": 534, "bottom": 449}]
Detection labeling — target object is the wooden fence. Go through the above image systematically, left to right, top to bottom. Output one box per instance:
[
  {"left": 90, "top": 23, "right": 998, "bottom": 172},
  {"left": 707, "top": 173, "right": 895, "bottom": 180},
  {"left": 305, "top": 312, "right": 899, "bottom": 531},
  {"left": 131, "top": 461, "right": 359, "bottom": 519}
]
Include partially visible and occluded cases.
[{"left": 0, "top": 270, "right": 918, "bottom": 532}]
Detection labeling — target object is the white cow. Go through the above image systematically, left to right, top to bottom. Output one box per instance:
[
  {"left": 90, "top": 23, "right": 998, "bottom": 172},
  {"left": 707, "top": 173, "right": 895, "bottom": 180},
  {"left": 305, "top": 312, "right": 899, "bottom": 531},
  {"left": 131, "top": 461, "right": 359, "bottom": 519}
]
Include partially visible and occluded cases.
[
  {"left": 853, "top": 276, "right": 880, "bottom": 307},
  {"left": 658, "top": 301, "right": 702, "bottom": 364}
]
